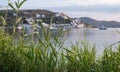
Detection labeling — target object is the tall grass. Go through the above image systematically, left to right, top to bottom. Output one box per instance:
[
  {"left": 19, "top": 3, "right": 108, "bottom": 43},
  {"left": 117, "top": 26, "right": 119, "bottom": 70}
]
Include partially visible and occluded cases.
[
  {"left": 0, "top": 0, "right": 120, "bottom": 72},
  {"left": 0, "top": 31, "right": 120, "bottom": 72},
  {"left": 64, "top": 41, "right": 96, "bottom": 72}
]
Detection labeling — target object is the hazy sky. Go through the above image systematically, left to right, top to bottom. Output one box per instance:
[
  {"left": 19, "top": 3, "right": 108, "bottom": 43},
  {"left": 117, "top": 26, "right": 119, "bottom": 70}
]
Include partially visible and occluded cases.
[
  {"left": 1, "top": 0, "right": 120, "bottom": 21},
  {"left": 1, "top": 0, "right": 120, "bottom": 7}
]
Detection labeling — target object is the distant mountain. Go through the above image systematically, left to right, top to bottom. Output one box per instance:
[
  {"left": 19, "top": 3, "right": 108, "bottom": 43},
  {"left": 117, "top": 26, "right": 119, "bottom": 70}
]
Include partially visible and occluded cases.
[{"left": 79, "top": 17, "right": 120, "bottom": 28}]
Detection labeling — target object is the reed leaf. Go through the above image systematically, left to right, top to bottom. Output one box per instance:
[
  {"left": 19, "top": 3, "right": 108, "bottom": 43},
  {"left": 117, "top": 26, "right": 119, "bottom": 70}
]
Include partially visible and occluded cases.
[
  {"left": 18, "top": 0, "right": 27, "bottom": 9},
  {"left": 8, "top": 2, "right": 16, "bottom": 11},
  {"left": 15, "top": 2, "right": 19, "bottom": 8},
  {"left": 0, "top": 16, "right": 6, "bottom": 25},
  {"left": 15, "top": 17, "right": 22, "bottom": 24}
]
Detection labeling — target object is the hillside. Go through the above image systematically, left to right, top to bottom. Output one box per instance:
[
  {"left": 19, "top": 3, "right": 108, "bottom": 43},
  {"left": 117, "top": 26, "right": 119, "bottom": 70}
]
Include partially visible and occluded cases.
[
  {"left": 0, "top": 9, "right": 71, "bottom": 25},
  {"left": 79, "top": 17, "right": 120, "bottom": 28}
]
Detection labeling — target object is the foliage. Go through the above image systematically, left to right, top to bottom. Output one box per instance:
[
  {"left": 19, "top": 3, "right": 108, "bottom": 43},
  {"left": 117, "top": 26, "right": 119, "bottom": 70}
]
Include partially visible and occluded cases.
[{"left": 0, "top": 31, "right": 120, "bottom": 72}]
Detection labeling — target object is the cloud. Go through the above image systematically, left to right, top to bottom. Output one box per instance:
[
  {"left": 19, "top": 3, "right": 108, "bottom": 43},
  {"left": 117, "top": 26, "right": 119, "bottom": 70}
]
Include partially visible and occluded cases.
[
  {"left": 1, "top": 0, "right": 120, "bottom": 10},
  {"left": 22, "top": 0, "right": 120, "bottom": 8},
  {"left": 67, "top": 0, "right": 120, "bottom": 6},
  {"left": 46, "top": 5, "right": 120, "bottom": 13}
]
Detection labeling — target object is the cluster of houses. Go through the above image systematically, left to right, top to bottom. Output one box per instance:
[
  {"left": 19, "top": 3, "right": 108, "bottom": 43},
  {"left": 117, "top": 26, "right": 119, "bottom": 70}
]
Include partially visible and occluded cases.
[{"left": 0, "top": 9, "right": 88, "bottom": 29}]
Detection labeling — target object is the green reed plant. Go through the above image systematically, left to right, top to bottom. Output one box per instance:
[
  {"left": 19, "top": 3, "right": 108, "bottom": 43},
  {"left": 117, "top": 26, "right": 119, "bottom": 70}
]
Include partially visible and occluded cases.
[
  {"left": 8, "top": 0, "right": 27, "bottom": 35},
  {"left": 1, "top": 28, "right": 120, "bottom": 72},
  {"left": 64, "top": 41, "right": 97, "bottom": 72},
  {"left": 98, "top": 45, "right": 120, "bottom": 72}
]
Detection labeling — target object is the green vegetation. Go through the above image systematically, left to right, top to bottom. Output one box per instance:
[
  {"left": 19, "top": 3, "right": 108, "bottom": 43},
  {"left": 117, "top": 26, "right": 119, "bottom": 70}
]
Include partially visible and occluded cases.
[
  {"left": 0, "top": 0, "right": 120, "bottom": 72},
  {"left": 0, "top": 31, "right": 120, "bottom": 72}
]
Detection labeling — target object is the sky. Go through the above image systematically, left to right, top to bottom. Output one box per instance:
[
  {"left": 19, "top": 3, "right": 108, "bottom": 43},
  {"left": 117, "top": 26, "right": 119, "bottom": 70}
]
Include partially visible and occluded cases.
[{"left": 1, "top": 0, "right": 120, "bottom": 21}]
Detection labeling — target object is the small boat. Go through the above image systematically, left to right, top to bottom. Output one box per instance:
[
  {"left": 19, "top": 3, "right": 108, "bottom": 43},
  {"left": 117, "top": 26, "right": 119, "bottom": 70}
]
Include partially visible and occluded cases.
[{"left": 99, "top": 25, "right": 107, "bottom": 30}]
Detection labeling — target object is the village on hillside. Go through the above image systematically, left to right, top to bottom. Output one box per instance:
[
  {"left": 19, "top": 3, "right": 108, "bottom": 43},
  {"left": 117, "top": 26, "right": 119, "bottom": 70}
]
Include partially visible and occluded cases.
[{"left": 0, "top": 9, "right": 91, "bottom": 29}]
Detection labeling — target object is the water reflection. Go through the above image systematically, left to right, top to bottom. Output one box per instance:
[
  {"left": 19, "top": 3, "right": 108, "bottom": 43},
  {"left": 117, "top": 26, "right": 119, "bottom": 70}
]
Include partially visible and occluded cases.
[{"left": 64, "top": 28, "right": 120, "bottom": 55}]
